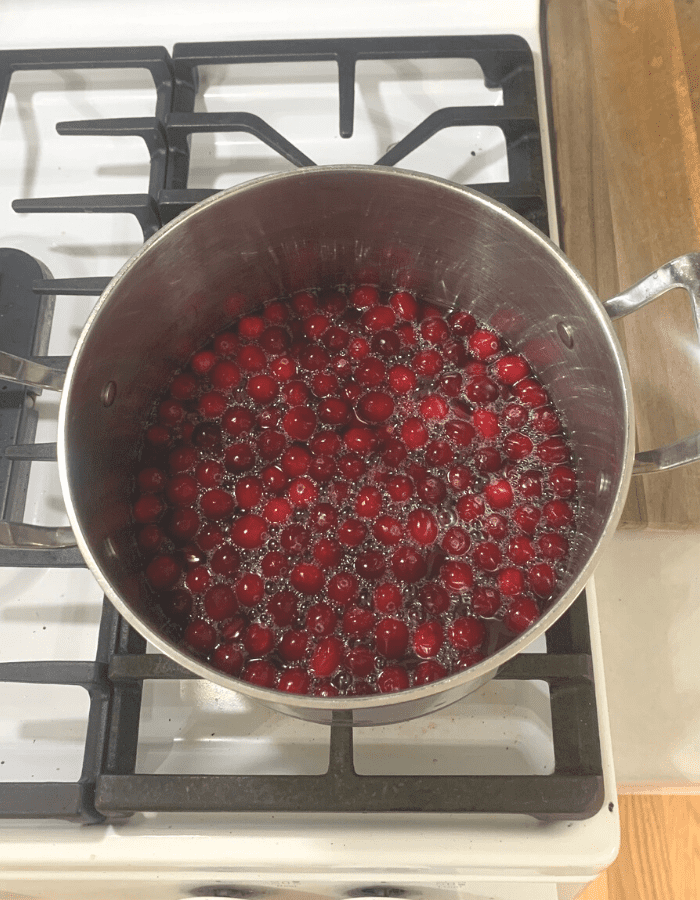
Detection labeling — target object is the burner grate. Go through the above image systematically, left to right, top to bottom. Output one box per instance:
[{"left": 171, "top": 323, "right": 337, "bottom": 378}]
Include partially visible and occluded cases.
[{"left": 0, "top": 37, "right": 600, "bottom": 825}]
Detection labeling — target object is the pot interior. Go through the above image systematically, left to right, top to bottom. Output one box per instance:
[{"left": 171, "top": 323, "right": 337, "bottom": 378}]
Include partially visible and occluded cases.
[{"left": 60, "top": 166, "right": 631, "bottom": 713}]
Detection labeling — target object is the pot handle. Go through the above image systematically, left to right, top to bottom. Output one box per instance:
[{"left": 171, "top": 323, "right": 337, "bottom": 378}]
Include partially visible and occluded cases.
[
  {"left": 603, "top": 252, "right": 700, "bottom": 475},
  {"left": 0, "top": 351, "right": 65, "bottom": 391}
]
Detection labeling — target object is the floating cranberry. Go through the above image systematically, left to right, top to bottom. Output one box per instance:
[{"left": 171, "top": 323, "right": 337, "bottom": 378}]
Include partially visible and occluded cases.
[
  {"left": 350, "top": 285, "right": 380, "bottom": 308},
  {"left": 388, "top": 290, "right": 418, "bottom": 319},
  {"left": 447, "top": 310, "right": 476, "bottom": 335},
  {"left": 260, "top": 325, "right": 291, "bottom": 354},
  {"left": 214, "top": 329, "right": 240, "bottom": 355},
  {"left": 371, "top": 329, "right": 401, "bottom": 356},
  {"left": 468, "top": 329, "right": 500, "bottom": 359},
  {"left": 347, "top": 336, "right": 370, "bottom": 359},
  {"left": 412, "top": 348, "right": 443, "bottom": 377},
  {"left": 191, "top": 350, "right": 217, "bottom": 375},
  {"left": 494, "top": 354, "right": 530, "bottom": 384},
  {"left": 271, "top": 355, "right": 296, "bottom": 380},
  {"left": 387, "top": 364, "right": 417, "bottom": 394},
  {"left": 170, "top": 372, "right": 198, "bottom": 401},
  {"left": 466, "top": 376, "right": 498, "bottom": 405},
  {"left": 515, "top": 379, "right": 548, "bottom": 408},
  {"left": 357, "top": 391, "right": 394, "bottom": 424},
  {"left": 503, "top": 403, "right": 529, "bottom": 429},
  {"left": 222, "top": 406, "right": 255, "bottom": 437},
  {"left": 282, "top": 407, "right": 316, "bottom": 441},
  {"left": 531, "top": 407, "right": 561, "bottom": 434},
  {"left": 473, "top": 409, "right": 500, "bottom": 439},
  {"left": 445, "top": 420, "right": 475, "bottom": 448},
  {"left": 146, "top": 424, "right": 171, "bottom": 447},
  {"left": 343, "top": 426, "right": 378, "bottom": 454},
  {"left": 257, "top": 430, "right": 286, "bottom": 460},
  {"left": 504, "top": 432, "right": 534, "bottom": 461},
  {"left": 537, "top": 437, "right": 570, "bottom": 465},
  {"left": 169, "top": 446, "right": 197, "bottom": 473},
  {"left": 474, "top": 447, "right": 502, "bottom": 473},
  {"left": 550, "top": 465, "right": 576, "bottom": 497},
  {"left": 447, "top": 466, "right": 472, "bottom": 492},
  {"left": 518, "top": 471, "right": 543, "bottom": 498},
  {"left": 385, "top": 475, "right": 413, "bottom": 503},
  {"left": 416, "top": 475, "right": 447, "bottom": 506},
  {"left": 485, "top": 479, "right": 514, "bottom": 510},
  {"left": 353, "top": 486, "right": 382, "bottom": 519},
  {"left": 133, "top": 494, "right": 164, "bottom": 524},
  {"left": 456, "top": 494, "right": 484, "bottom": 522},
  {"left": 543, "top": 499, "right": 574, "bottom": 528},
  {"left": 512, "top": 503, "right": 541, "bottom": 535},
  {"left": 168, "top": 508, "right": 200, "bottom": 543},
  {"left": 407, "top": 509, "right": 438, "bottom": 545},
  {"left": 230, "top": 513, "right": 267, "bottom": 547},
  {"left": 484, "top": 513, "right": 508, "bottom": 540},
  {"left": 138, "top": 524, "right": 164, "bottom": 553},
  {"left": 440, "top": 527, "right": 469, "bottom": 556},
  {"left": 538, "top": 532, "right": 569, "bottom": 560},
  {"left": 508, "top": 536, "right": 536, "bottom": 566},
  {"left": 473, "top": 541, "right": 502, "bottom": 572},
  {"left": 210, "top": 544, "right": 241, "bottom": 577},
  {"left": 390, "top": 546, "right": 427, "bottom": 583},
  {"left": 355, "top": 550, "right": 387, "bottom": 581},
  {"left": 146, "top": 554, "right": 181, "bottom": 590},
  {"left": 440, "top": 560, "right": 473, "bottom": 593},
  {"left": 290, "top": 562, "right": 325, "bottom": 595},
  {"left": 529, "top": 563, "right": 556, "bottom": 599},
  {"left": 184, "top": 564, "right": 210, "bottom": 594},
  {"left": 498, "top": 567, "right": 526, "bottom": 596},
  {"left": 234, "top": 573, "right": 265, "bottom": 608},
  {"left": 203, "top": 584, "right": 237, "bottom": 621},
  {"left": 472, "top": 586, "right": 502, "bottom": 617},
  {"left": 268, "top": 590, "right": 298, "bottom": 626},
  {"left": 503, "top": 596, "right": 540, "bottom": 633},
  {"left": 306, "top": 603, "right": 337, "bottom": 637},
  {"left": 448, "top": 616, "right": 486, "bottom": 651},
  {"left": 375, "top": 618, "right": 409, "bottom": 659},
  {"left": 184, "top": 619, "right": 217, "bottom": 654},
  {"left": 413, "top": 621, "right": 444, "bottom": 658},
  {"left": 244, "top": 623, "right": 275, "bottom": 658},
  {"left": 279, "top": 630, "right": 309, "bottom": 663},
  {"left": 310, "top": 636, "right": 344, "bottom": 678},
  {"left": 211, "top": 643, "right": 245, "bottom": 677},
  {"left": 345, "top": 646, "right": 376, "bottom": 678},
  {"left": 242, "top": 660, "right": 277, "bottom": 688},
  {"left": 414, "top": 660, "right": 447, "bottom": 685},
  {"left": 278, "top": 669, "right": 311, "bottom": 694}
]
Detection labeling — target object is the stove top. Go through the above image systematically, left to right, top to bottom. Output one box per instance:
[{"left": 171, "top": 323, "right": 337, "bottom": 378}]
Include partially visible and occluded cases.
[{"left": 0, "top": 8, "right": 619, "bottom": 898}]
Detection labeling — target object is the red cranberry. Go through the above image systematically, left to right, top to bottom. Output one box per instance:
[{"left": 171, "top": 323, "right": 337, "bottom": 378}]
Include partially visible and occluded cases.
[
  {"left": 350, "top": 285, "right": 380, "bottom": 308},
  {"left": 389, "top": 290, "right": 418, "bottom": 320},
  {"left": 263, "top": 301, "right": 288, "bottom": 323},
  {"left": 361, "top": 305, "right": 396, "bottom": 332},
  {"left": 446, "top": 310, "right": 476, "bottom": 335},
  {"left": 238, "top": 315, "right": 265, "bottom": 339},
  {"left": 260, "top": 326, "right": 291, "bottom": 354},
  {"left": 214, "top": 329, "right": 239, "bottom": 355},
  {"left": 371, "top": 329, "right": 401, "bottom": 356},
  {"left": 468, "top": 329, "right": 500, "bottom": 359},
  {"left": 347, "top": 336, "right": 370, "bottom": 360},
  {"left": 238, "top": 345, "right": 267, "bottom": 373},
  {"left": 412, "top": 348, "right": 443, "bottom": 377},
  {"left": 191, "top": 350, "right": 216, "bottom": 375},
  {"left": 494, "top": 354, "right": 530, "bottom": 384},
  {"left": 271, "top": 355, "right": 296, "bottom": 380},
  {"left": 388, "top": 364, "right": 417, "bottom": 394},
  {"left": 170, "top": 372, "right": 198, "bottom": 401},
  {"left": 439, "top": 373, "right": 463, "bottom": 397},
  {"left": 466, "top": 376, "right": 498, "bottom": 405},
  {"left": 515, "top": 379, "right": 548, "bottom": 407},
  {"left": 198, "top": 391, "right": 227, "bottom": 418},
  {"left": 357, "top": 391, "right": 394, "bottom": 424},
  {"left": 158, "top": 399, "right": 184, "bottom": 425},
  {"left": 503, "top": 403, "right": 529, "bottom": 429},
  {"left": 282, "top": 407, "right": 316, "bottom": 441},
  {"left": 531, "top": 407, "right": 562, "bottom": 434},
  {"left": 473, "top": 409, "right": 500, "bottom": 439},
  {"left": 445, "top": 420, "right": 475, "bottom": 448},
  {"left": 146, "top": 424, "right": 171, "bottom": 447},
  {"left": 343, "top": 426, "right": 378, "bottom": 454},
  {"left": 257, "top": 431, "right": 286, "bottom": 461},
  {"left": 504, "top": 432, "right": 534, "bottom": 461},
  {"left": 537, "top": 437, "right": 570, "bottom": 465},
  {"left": 381, "top": 438, "right": 408, "bottom": 467},
  {"left": 169, "top": 446, "right": 197, "bottom": 473},
  {"left": 474, "top": 447, "right": 502, "bottom": 473},
  {"left": 194, "top": 459, "right": 224, "bottom": 489},
  {"left": 260, "top": 465, "right": 287, "bottom": 494},
  {"left": 448, "top": 465, "right": 472, "bottom": 492},
  {"left": 550, "top": 465, "right": 576, "bottom": 497},
  {"left": 138, "top": 467, "right": 167, "bottom": 494},
  {"left": 518, "top": 471, "right": 542, "bottom": 498},
  {"left": 164, "top": 474, "right": 197, "bottom": 507},
  {"left": 386, "top": 475, "right": 413, "bottom": 503},
  {"left": 416, "top": 476, "right": 447, "bottom": 506},
  {"left": 287, "top": 477, "right": 319, "bottom": 508},
  {"left": 484, "top": 479, "right": 514, "bottom": 510},
  {"left": 355, "top": 486, "right": 383, "bottom": 519},
  {"left": 200, "top": 489, "right": 234, "bottom": 520},
  {"left": 133, "top": 494, "right": 164, "bottom": 524},
  {"left": 456, "top": 494, "right": 485, "bottom": 522},
  {"left": 543, "top": 499, "right": 574, "bottom": 528},
  {"left": 307, "top": 502, "right": 338, "bottom": 531},
  {"left": 513, "top": 503, "right": 541, "bottom": 535},
  {"left": 168, "top": 508, "right": 200, "bottom": 543},
  {"left": 407, "top": 509, "right": 438, "bottom": 545},
  {"left": 230, "top": 513, "right": 267, "bottom": 547},
  {"left": 484, "top": 513, "right": 508, "bottom": 540},
  {"left": 338, "top": 518, "right": 368, "bottom": 547},
  {"left": 138, "top": 524, "right": 164, "bottom": 553},
  {"left": 198, "top": 524, "right": 224, "bottom": 551},
  {"left": 280, "top": 524, "right": 310, "bottom": 555},
  {"left": 441, "top": 527, "right": 470, "bottom": 555},
  {"left": 538, "top": 532, "right": 569, "bottom": 560},
  {"left": 508, "top": 536, "right": 536, "bottom": 566},
  {"left": 312, "top": 537, "right": 342, "bottom": 568},
  {"left": 474, "top": 541, "right": 502, "bottom": 572},
  {"left": 211, "top": 544, "right": 241, "bottom": 576},
  {"left": 390, "top": 546, "right": 427, "bottom": 583},
  {"left": 261, "top": 550, "right": 289, "bottom": 577},
  {"left": 355, "top": 550, "right": 387, "bottom": 581},
  {"left": 145, "top": 554, "right": 181, "bottom": 590},
  {"left": 440, "top": 560, "right": 473, "bottom": 593},
  {"left": 290, "top": 562, "right": 325, "bottom": 595},
  {"left": 529, "top": 562, "right": 556, "bottom": 598},
  {"left": 185, "top": 565, "right": 211, "bottom": 594},
  {"left": 498, "top": 567, "right": 526, "bottom": 596},
  {"left": 328, "top": 572, "right": 359, "bottom": 606},
  {"left": 235, "top": 573, "right": 265, "bottom": 608},
  {"left": 372, "top": 583, "right": 403, "bottom": 615},
  {"left": 418, "top": 583, "right": 449, "bottom": 616},
  {"left": 204, "top": 584, "right": 238, "bottom": 620},
  {"left": 472, "top": 586, "right": 502, "bottom": 617},
  {"left": 268, "top": 590, "right": 298, "bottom": 626},
  {"left": 503, "top": 596, "right": 540, "bottom": 633},
  {"left": 306, "top": 603, "right": 337, "bottom": 637},
  {"left": 342, "top": 606, "right": 375, "bottom": 638},
  {"left": 448, "top": 616, "right": 486, "bottom": 650},
  {"left": 375, "top": 618, "right": 409, "bottom": 659},
  {"left": 184, "top": 619, "right": 217, "bottom": 654},
  {"left": 413, "top": 621, "right": 444, "bottom": 658},
  {"left": 244, "top": 623, "right": 275, "bottom": 657},
  {"left": 279, "top": 630, "right": 309, "bottom": 663},
  {"left": 309, "top": 636, "right": 344, "bottom": 678},
  {"left": 211, "top": 643, "right": 245, "bottom": 677},
  {"left": 346, "top": 646, "right": 376, "bottom": 677},
  {"left": 243, "top": 660, "right": 277, "bottom": 688},
  {"left": 414, "top": 660, "right": 447, "bottom": 685},
  {"left": 278, "top": 669, "right": 311, "bottom": 694},
  {"left": 314, "top": 681, "right": 340, "bottom": 697}
]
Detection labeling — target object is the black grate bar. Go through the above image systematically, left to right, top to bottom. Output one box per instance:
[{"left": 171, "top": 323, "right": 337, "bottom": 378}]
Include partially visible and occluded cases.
[
  {"left": 0, "top": 47, "right": 174, "bottom": 120},
  {"left": 337, "top": 52, "right": 356, "bottom": 137},
  {"left": 376, "top": 106, "right": 537, "bottom": 167},
  {"left": 167, "top": 111, "right": 316, "bottom": 167},
  {"left": 57, "top": 117, "right": 166, "bottom": 158},
  {"left": 157, "top": 188, "right": 218, "bottom": 223},
  {"left": 12, "top": 194, "right": 161, "bottom": 240},
  {"left": 32, "top": 277, "right": 110, "bottom": 296},
  {"left": 2, "top": 442, "right": 57, "bottom": 461},
  {"left": 0, "top": 545, "right": 85, "bottom": 568},
  {"left": 0, "top": 660, "right": 105, "bottom": 688},
  {"left": 95, "top": 772, "right": 603, "bottom": 818},
  {"left": 0, "top": 783, "right": 98, "bottom": 822}
]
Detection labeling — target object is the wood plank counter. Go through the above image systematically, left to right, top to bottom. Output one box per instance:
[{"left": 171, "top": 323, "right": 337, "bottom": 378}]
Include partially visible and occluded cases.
[{"left": 546, "top": 0, "right": 700, "bottom": 529}]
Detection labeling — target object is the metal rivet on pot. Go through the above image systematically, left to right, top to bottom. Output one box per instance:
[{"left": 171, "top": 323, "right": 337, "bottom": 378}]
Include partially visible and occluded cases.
[
  {"left": 556, "top": 321, "right": 574, "bottom": 349},
  {"left": 101, "top": 380, "right": 117, "bottom": 407},
  {"left": 596, "top": 472, "right": 612, "bottom": 496}
]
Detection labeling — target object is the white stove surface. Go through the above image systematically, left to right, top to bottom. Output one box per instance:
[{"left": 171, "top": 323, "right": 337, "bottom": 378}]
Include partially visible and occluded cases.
[{"left": 0, "top": 2, "right": 618, "bottom": 898}]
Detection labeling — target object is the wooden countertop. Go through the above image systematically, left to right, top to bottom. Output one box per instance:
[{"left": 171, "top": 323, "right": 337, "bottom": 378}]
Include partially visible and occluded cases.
[{"left": 546, "top": 0, "right": 700, "bottom": 529}]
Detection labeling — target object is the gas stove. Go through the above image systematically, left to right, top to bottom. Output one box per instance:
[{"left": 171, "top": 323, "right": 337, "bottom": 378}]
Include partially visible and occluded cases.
[{"left": 0, "top": 3, "right": 618, "bottom": 899}]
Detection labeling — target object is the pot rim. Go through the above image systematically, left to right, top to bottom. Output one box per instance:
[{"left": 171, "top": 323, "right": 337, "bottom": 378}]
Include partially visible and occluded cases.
[{"left": 57, "top": 164, "right": 636, "bottom": 713}]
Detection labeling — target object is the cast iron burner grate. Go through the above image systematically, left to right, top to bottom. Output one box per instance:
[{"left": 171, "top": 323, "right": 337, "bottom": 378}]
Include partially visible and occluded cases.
[{"left": 0, "top": 38, "right": 602, "bottom": 824}]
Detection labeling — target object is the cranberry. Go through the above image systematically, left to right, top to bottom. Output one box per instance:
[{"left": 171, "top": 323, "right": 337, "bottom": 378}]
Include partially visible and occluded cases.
[
  {"left": 350, "top": 285, "right": 380, "bottom": 308},
  {"left": 389, "top": 290, "right": 418, "bottom": 320},
  {"left": 264, "top": 301, "right": 289, "bottom": 323},
  {"left": 361, "top": 305, "right": 395, "bottom": 332},
  {"left": 446, "top": 310, "right": 475, "bottom": 335},
  {"left": 260, "top": 326, "right": 291, "bottom": 354},
  {"left": 214, "top": 329, "right": 240, "bottom": 355},
  {"left": 371, "top": 329, "right": 401, "bottom": 356},
  {"left": 468, "top": 329, "right": 500, "bottom": 359},
  {"left": 347, "top": 336, "right": 370, "bottom": 359},
  {"left": 412, "top": 348, "right": 443, "bottom": 377},
  {"left": 191, "top": 350, "right": 216, "bottom": 375},
  {"left": 494, "top": 354, "right": 530, "bottom": 384},
  {"left": 271, "top": 355, "right": 296, "bottom": 380},
  {"left": 388, "top": 364, "right": 417, "bottom": 394},
  {"left": 170, "top": 372, "right": 198, "bottom": 400},
  {"left": 311, "top": 372, "right": 339, "bottom": 398},
  {"left": 466, "top": 376, "right": 498, "bottom": 405},
  {"left": 515, "top": 379, "right": 548, "bottom": 407},
  {"left": 198, "top": 391, "right": 227, "bottom": 418},
  {"left": 357, "top": 391, "right": 394, "bottom": 424},
  {"left": 158, "top": 399, "right": 184, "bottom": 426},
  {"left": 503, "top": 403, "right": 529, "bottom": 429},
  {"left": 222, "top": 406, "right": 255, "bottom": 437},
  {"left": 282, "top": 407, "right": 316, "bottom": 441},
  {"left": 531, "top": 407, "right": 562, "bottom": 434},
  {"left": 445, "top": 420, "right": 475, "bottom": 448},
  {"left": 146, "top": 424, "right": 171, "bottom": 448},
  {"left": 343, "top": 426, "right": 378, "bottom": 454},
  {"left": 257, "top": 430, "right": 286, "bottom": 460},
  {"left": 504, "top": 432, "right": 534, "bottom": 461},
  {"left": 537, "top": 437, "right": 570, "bottom": 465},
  {"left": 381, "top": 438, "right": 408, "bottom": 467},
  {"left": 169, "top": 446, "right": 197, "bottom": 473},
  {"left": 474, "top": 447, "right": 502, "bottom": 473},
  {"left": 194, "top": 460, "right": 223, "bottom": 489},
  {"left": 260, "top": 465, "right": 287, "bottom": 494},
  {"left": 447, "top": 465, "right": 472, "bottom": 492},
  {"left": 550, "top": 465, "right": 576, "bottom": 497},
  {"left": 137, "top": 467, "right": 167, "bottom": 494},
  {"left": 518, "top": 471, "right": 542, "bottom": 498},
  {"left": 384, "top": 475, "right": 411, "bottom": 503},
  {"left": 416, "top": 476, "right": 447, "bottom": 506},
  {"left": 484, "top": 479, "right": 514, "bottom": 510},
  {"left": 355, "top": 486, "right": 383, "bottom": 519},
  {"left": 133, "top": 494, "right": 164, "bottom": 524},
  {"left": 456, "top": 494, "right": 485, "bottom": 522},
  {"left": 543, "top": 499, "right": 574, "bottom": 528},
  {"left": 307, "top": 502, "right": 338, "bottom": 531},
  {"left": 513, "top": 503, "right": 541, "bottom": 535},
  {"left": 168, "top": 508, "right": 200, "bottom": 543},
  {"left": 407, "top": 509, "right": 438, "bottom": 545},
  {"left": 230, "top": 513, "right": 267, "bottom": 547},
  {"left": 484, "top": 513, "right": 508, "bottom": 540},
  {"left": 338, "top": 518, "right": 368, "bottom": 547},
  {"left": 138, "top": 524, "right": 164, "bottom": 553},
  {"left": 198, "top": 524, "right": 224, "bottom": 551},
  {"left": 280, "top": 524, "right": 310, "bottom": 555},
  {"left": 441, "top": 527, "right": 470, "bottom": 555},
  {"left": 539, "top": 532, "right": 569, "bottom": 560},
  {"left": 508, "top": 536, "right": 536, "bottom": 566},
  {"left": 312, "top": 537, "right": 342, "bottom": 568},
  {"left": 473, "top": 541, "right": 502, "bottom": 572},
  {"left": 211, "top": 544, "right": 241, "bottom": 576},
  {"left": 390, "top": 545, "right": 427, "bottom": 583},
  {"left": 261, "top": 550, "right": 289, "bottom": 577},
  {"left": 354, "top": 550, "right": 386, "bottom": 581},
  {"left": 145, "top": 554, "right": 181, "bottom": 590},
  {"left": 440, "top": 560, "right": 473, "bottom": 593},
  {"left": 290, "top": 562, "right": 325, "bottom": 595},
  {"left": 529, "top": 562, "right": 556, "bottom": 598},
  {"left": 185, "top": 564, "right": 210, "bottom": 594},
  {"left": 498, "top": 567, "right": 526, "bottom": 596},
  {"left": 234, "top": 572, "right": 264, "bottom": 608},
  {"left": 328, "top": 572, "right": 359, "bottom": 606},
  {"left": 370, "top": 583, "right": 401, "bottom": 615},
  {"left": 418, "top": 583, "right": 449, "bottom": 616},
  {"left": 202, "top": 584, "right": 237, "bottom": 620},
  {"left": 472, "top": 586, "right": 501, "bottom": 617},
  {"left": 268, "top": 590, "right": 298, "bottom": 626},
  {"left": 503, "top": 596, "right": 540, "bottom": 633},
  {"left": 306, "top": 603, "right": 337, "bottom": 637},
  {"left": 448, "top": 616, "right": 486, "bottom": 651},
  {"left": 375, "top": 618, "right": 409, "bottom": 659},
  {"left": 184, "top": 619, "right": 217, "bottom": 654},
  {"left": 413, "top": 621, "right": 444, "bottom": 658},
  {"left": 243, "top": 624, "right": 275, "bottom": 658},
  {"left": 279, "top": 630, "right": 309, "bottom": 662},
  {"left": 310, "top": 636, "right": 344, "bottom": 678},
  {"left": 211, "top": 643, "right": 245, "bottom": 677},
  {"left": 346, "top": 646, "right": 376, "bottom": 677},
  {"left": 456, "top": 650, "right": 486, "bottom": 670},
  {"left": 243, "top": 660, "right": 278, "bottom": 688},
  {"left": 414, "top": 660, "right": 447, "bottom": 685},
  {"left": 371, "top": 665, "right": 407, "bottom": 693},
  {"left": 278, "top": 669, "right": 311, "bottom": 694},
  {"left": 314, "top": 681, "right": 339, "bottom": 697}
]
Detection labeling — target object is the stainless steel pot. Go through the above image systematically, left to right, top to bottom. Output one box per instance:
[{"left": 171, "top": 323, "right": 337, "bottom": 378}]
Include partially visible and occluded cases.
[{"left": 2, "top": 166, "right": 700, "bottom": 726}]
